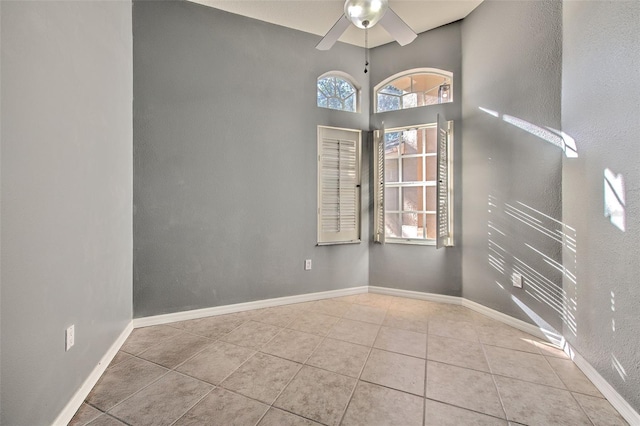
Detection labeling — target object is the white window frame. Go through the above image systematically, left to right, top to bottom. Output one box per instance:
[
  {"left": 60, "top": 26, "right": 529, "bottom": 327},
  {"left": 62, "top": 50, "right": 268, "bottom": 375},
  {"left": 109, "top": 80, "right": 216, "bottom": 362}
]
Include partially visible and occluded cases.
[
  {"left": 374, "top": 68, "right": 453, "bottom": 113},
  {"left": 317, "top": 71, "right": 361, "bottom": 113},
  {"left": 374, "top": 117, "right": 453, "bottom": 247},
  {"left": 317, "top": 126, "right": 362, "bottom": 245}
]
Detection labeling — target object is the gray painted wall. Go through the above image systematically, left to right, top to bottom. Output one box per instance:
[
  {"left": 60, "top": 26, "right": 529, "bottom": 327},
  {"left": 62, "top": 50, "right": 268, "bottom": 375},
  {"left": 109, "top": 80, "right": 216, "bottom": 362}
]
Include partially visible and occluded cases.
[
  {"left": 133, "top": 0, "right": 369, "bottom": 317},
  {"left": 562, "top": 0, "right": 640, "bottom": 411},
  {"left": 0, "top": 1, "right": 133, "bottom": 424},
  {"left": 460, "top": 1, "right": 564, "bottom": 331},
  {"left": 368, "top": 23, "right": 463, "bottom": 295}
]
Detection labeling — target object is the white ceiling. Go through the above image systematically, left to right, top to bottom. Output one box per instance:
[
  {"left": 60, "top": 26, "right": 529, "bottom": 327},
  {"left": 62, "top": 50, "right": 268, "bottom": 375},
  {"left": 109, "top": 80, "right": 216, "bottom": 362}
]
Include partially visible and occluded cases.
[{"left": 189, "top": 0, "right": 483, "bottom": 48}]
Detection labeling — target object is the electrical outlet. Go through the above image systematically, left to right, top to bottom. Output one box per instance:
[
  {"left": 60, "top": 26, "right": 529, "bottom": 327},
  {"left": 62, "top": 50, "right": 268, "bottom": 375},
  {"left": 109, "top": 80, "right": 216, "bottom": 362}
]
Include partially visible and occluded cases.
[
  {"left": 305, "top": 259, "right": 312, "bottom": 270},
  {"left": 512, "top": 272, "right": 523, "bottom": 289},
  {"left": 66, "top": 325, "right": 75, "bottom": 351}
]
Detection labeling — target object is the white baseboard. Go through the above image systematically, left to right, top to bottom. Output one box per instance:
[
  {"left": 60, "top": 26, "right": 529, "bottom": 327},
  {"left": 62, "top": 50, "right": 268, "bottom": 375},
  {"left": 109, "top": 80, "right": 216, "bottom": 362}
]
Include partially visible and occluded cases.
[
  {"left": 133, "top": 286, "right": 369, "bottom": 328},
  {"left": 368, "top": 286, "right": 462, "bottom": 305},
  {"left": 369, "top": 287, "right": 547, "bottom": 341},
  {"left": 460, "top": 298, "right": 548, "bottom": 341},
  {"left": 53, "top": 321, "right": 133, "bottom": 426},
  {"left": 566, "top": 345, "right": 640, "bottom": 425}
]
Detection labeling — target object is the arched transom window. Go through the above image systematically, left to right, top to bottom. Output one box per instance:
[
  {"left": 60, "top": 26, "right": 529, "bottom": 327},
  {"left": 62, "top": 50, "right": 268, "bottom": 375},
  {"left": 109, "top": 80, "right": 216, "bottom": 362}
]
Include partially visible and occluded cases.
[
  {"left": 375, "top": 68, "right": 453, "bottom": 113},
  {"left": 317, "top": 72, "right": 359, "bottom": 113}
]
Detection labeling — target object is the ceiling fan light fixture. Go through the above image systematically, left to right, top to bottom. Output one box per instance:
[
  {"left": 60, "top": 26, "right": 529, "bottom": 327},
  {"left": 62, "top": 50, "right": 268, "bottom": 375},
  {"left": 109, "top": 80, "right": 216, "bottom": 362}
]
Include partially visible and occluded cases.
[
  {"left": 316, "top": 0, "right": 416, "bottom": 51},
  {"left": 344, "top": 0, "right": 389, "bottom": 29}
]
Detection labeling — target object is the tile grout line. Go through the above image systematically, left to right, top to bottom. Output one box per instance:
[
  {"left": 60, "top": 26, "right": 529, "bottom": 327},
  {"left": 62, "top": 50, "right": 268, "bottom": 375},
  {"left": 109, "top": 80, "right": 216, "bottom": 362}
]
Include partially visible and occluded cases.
[
  {"left": 280, "top": 297, "right": 358, "bottom": 424},
  {"left": 255, "top": 299, "right": 359, "bottom": 426},
  {"left": 211, "top": 304, "right": 327, "bottom": 425},
  {"left": 335, "top": 308, "right": 385, "bottom": 425},
  {"left": 108, "top": 311, "right": 274, "bottom": 424},
  {"left": 155, "top": 311, "right": 260, "bottom": 372},
  {"left": 251, "top": 314, "right": 311, "bottom": 426},
  {"left": 423, "top": 315, "right": 429, "bottom": 426},
  {"left": 164, "top": 336, "right": 219, "bottom": 372},
  {"left": 112, "top": 342, "right": 240, "bottom": 426},
  {"left": 480, "top": 342, "right": 509, "bottom": 422},
  {"left": 470, "top": 345, "right": 602, "bottom": 395},
  {"left": 540, "top": 351, "right": 597, "bottom": 426},
  {"left": 85, "top": 355, "right": 173, "bottom": 413},
  {"left": 167, "top": 387, "right": 216, "bottom": 426},
  {"left": 424, "top": 397, "right": 515, "bottom": 424},
  {"left": 77, "top": 408, "right": 130, "bottom": 426},
  {"left": 101, "top": 412, "right": 135, "bottom": 426}
]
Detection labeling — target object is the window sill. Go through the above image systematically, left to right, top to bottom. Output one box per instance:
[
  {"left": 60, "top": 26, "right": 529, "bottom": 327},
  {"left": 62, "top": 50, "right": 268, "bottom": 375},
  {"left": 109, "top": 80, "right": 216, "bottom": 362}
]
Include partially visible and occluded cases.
[
  {"left": 384, "top": 238, "right": 436, "bottom": 246},
  {"left": 317, "top": 240, "right": 361, "bottom": 246}
]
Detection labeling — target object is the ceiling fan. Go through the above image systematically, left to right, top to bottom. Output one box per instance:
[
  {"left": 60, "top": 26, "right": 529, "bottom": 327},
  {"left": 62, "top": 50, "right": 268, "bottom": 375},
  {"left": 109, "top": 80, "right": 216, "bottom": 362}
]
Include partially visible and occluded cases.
[{"left": 316, "top": 0, "right": 418, "bottom": 51}]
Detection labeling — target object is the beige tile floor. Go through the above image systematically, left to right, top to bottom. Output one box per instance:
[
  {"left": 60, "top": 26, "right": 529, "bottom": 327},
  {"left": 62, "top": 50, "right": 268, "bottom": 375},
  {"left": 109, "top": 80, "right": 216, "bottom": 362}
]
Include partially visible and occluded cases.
[{"left": 69, "top": 294, "right": 628, "bottom": 426}]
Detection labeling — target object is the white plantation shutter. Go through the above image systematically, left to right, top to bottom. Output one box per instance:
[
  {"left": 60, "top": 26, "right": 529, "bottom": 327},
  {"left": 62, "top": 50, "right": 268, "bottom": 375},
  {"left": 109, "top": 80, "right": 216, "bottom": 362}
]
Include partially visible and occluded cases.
[
  {"left": 436, "top": 115, "right": 453, "bottom": 248},
  {"left": 318, "top": 126, "right": 361, "bottom": 244},
  {"left": 373, "top": 129, "right": 385, "bottom": 243}
]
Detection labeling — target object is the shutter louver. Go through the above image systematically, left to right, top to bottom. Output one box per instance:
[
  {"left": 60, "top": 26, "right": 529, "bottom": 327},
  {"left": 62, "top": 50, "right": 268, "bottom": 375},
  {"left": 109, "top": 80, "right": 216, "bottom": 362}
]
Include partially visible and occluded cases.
[
  {"left": 436, "top": 115, "right": 452, "bottom": 248},
  {"left": 318, "top": 127, "right": 361, "bottom": 244},
  {"left": 374, "top": 129, "right": 385, "bottom": 243}
]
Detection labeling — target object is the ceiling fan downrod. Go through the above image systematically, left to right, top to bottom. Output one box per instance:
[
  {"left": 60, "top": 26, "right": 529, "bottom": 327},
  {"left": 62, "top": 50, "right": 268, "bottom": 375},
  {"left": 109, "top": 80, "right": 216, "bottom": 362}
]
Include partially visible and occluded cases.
[{"left": 364, "top": 25, "right": 369, "bottom": 73}]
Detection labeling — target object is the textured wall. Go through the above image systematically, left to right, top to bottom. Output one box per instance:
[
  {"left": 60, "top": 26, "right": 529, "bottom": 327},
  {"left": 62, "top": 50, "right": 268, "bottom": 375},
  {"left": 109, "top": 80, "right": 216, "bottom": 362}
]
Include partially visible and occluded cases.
[
  {"left": 562, "top": 0, "right": 640, "bottom": 411},
  {"left": 0, "top": 1, "right": 133, "bottom": 424},
  {"left": 133, "top": 1, "right": 370, "bottom": 317},
  {"left": 460, "top": 1, "right": 564, "bottom": 330},
  {"left": 368, "top": 23, "right": 463, "bottom": 295}
]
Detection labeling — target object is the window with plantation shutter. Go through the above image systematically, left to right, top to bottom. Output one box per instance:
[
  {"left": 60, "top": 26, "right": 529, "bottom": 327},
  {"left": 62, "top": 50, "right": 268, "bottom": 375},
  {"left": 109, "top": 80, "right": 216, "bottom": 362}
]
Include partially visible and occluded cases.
[
  {"left": 436, "top": 114, "right": 453, "bottom": 248},
  {"left": 373, "top": 120, "right": 453, "bottom": 246},
  {"left": 317, "top": 126, "right": 361, "bottom": 244},
  {"left": 374, "top": 129, "right": 385, "bottom": 243}
]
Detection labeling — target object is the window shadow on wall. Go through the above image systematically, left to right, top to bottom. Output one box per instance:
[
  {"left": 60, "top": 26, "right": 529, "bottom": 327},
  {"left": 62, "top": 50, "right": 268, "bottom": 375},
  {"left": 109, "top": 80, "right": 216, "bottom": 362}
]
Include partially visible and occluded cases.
[
  {"left": 477, "top": 106, "right": 631, "bottom": 385},
  {"left": 604, "top": 168, "right": 626, "bottom": 232}
]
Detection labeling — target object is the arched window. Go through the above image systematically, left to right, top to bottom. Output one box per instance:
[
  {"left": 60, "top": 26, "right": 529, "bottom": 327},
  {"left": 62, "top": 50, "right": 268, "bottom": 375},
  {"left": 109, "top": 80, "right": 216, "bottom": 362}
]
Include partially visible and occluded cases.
[
  {"left": 375, "top": 68, "right": 453, "bottom": 113},
  {"left": 317, "top": 72, "right": 360, "bottom": 113}
]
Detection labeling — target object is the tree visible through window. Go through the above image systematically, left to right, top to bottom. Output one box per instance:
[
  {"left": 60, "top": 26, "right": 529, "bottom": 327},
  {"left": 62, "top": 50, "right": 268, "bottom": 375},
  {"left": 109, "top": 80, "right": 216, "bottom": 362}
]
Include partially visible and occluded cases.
[{"left": 317, "top": 74, "right": 358, "bottom": 112}]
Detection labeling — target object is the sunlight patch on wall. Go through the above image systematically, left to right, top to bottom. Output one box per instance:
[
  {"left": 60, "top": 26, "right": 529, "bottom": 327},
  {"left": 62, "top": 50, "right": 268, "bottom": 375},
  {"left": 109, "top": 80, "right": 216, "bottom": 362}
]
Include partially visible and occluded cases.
[
  {"left": 478, "top": 106, "right": 578, "bottom": 158},
  {"left": 478, "top": 106, "right": 499, "bottom": 117},
  {"left": 502, "top": 114, "right": 564, "bottom": 149},
  {"left": 556, "top": 130, "right": 578, "bottom": 158},
  {"left": 604, "top": 168, "right": 626, "bottom": 232},
  {"left": 611, "top": 290, "right": 616, "bottom": 333},
  {"left": 609, "top": 291, "right": 628, "bottom": 382},
  {"left": 512, "top": 295, "right": 565, "bottom": 347},
  {"left": 611, "top": 354, "right": 628, "bottom": 382}
]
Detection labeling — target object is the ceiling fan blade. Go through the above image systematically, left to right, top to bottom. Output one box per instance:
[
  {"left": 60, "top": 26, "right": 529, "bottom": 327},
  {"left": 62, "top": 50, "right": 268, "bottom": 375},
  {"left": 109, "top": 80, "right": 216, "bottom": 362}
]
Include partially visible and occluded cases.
[
  {"left": 379, "top": 8, "right": 417, "bottom": 46},
  {"left": 316, "top": 15, "right": 351, "bottom": 50}
]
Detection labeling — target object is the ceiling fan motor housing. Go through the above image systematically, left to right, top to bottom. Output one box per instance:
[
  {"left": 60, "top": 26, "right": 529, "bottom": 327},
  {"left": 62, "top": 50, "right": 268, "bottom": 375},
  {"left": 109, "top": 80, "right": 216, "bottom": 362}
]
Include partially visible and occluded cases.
[{"left": 344, "top": 0, "right": 389, "bottom": 29}]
